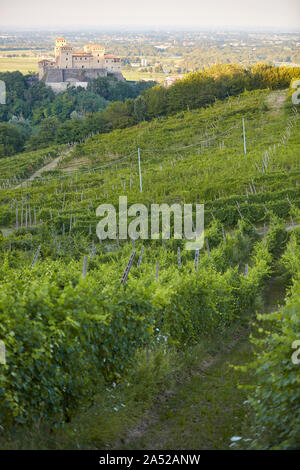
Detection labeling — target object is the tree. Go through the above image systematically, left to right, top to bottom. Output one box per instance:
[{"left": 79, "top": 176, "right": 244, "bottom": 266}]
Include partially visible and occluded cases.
[
  {"left": 143, "top": 85, "right": 168, "bottom": 119},
  {"left": 75, "top": 90, "right": 108, "bottom": 114},
  {"left": 133, "top": 95, "right": 148, "bottom": 122},
  {"left": 102, "top": 101, "right": 135, "bottom": 130},
  {"left": 27, "top": 117, "right": 59, "bottom": 149},
  {"left": 0, "top": 123, "right": 26, "bottom": 157}
]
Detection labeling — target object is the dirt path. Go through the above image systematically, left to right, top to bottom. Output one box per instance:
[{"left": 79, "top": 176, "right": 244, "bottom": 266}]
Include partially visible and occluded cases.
[
  {"left": 266, "top": 90, "right": 287, "bottom": 115},
  {"left": 15, "top": 149, "right": 72, "bottom": 188},
  {"left": 27, "top": 155, "right": 62, "bottom": 180},
  {"left": 116, "top": 278, "right": 286, "bottom": 450},
  {"left": 117, "top": 333, "right": 250, "bottom": 450}
]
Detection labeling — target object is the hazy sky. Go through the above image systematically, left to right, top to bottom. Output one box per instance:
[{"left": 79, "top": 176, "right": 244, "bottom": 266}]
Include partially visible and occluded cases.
[{"left": 0, "top": 0, "right": 299, "bottom": 29}]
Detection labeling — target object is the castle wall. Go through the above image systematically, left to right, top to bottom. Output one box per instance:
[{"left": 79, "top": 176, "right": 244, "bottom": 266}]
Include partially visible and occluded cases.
[
  {"left": 44, "top": 68, "right": 107, "bottom": 83},
  {"left": 47, "top": 82, "right": 88, "bottom": 93}
]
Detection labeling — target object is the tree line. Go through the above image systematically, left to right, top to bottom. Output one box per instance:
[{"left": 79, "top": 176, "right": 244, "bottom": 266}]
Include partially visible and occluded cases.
[{"left": 0, "top": 72, "right": 155, "bottom": 156}]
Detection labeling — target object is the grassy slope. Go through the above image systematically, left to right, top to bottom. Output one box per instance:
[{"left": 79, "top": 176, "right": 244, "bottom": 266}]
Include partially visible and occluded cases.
[
  {"left": 0, "top": 88, "right": 299, "bottom": 237},
  {"left": 56, "top": 88, "right": 300, "bottom": 204}
]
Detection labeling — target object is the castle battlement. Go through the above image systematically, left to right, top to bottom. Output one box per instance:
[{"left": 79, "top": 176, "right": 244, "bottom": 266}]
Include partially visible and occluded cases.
[{"left": 38, "top": 38, "right": 124, "bottom": 92}]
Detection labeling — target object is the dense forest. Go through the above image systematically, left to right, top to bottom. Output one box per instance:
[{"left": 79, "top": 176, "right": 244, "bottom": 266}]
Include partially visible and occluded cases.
[
  {"left": 0, "top": 63, "right": 300, "bottom": 158},
  {"left": 0, "top": 73, "right": 155, "bottom": 156}
]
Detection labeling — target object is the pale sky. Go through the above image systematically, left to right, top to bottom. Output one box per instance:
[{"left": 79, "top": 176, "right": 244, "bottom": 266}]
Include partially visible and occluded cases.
[{"left": 0, "top": 0, "right": 299, "bottom": 29}]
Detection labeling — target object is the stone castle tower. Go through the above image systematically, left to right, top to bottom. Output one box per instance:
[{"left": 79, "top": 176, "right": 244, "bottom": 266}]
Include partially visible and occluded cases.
[{"left": 38, "top": 37, "right": 124, "bottom": 92}]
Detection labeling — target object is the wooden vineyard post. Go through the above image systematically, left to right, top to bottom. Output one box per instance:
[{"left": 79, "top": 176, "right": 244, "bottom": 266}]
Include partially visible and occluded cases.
[
  {"left": 242, "top": 118, "right": 247, "bottom": 154},
  {"left": 138, "top": 148, "right": 143, "bottom": 192},
  {"left": 287, "top": 195, "right": 292, "bottom": 207},
  {"left": 21, "top": 198, "right": 23, "bottom": 227},
  {"left": 15, "top": 201, "right": 18, "bottom": 231},
  {"left": 236, "top": 201, "right": 243, "bottom": 218},
  {"left": 290, "top": 215, "right": 295, "bottom": 230},
  {"left": 56, "top": 242, "right": 61, "bottom": 255},
  {"left": 91, "top": 243, "right": 97, "bottom": 260},
  {"left": 31, "top": 245, "right": 41, "bottom": 267},
  {"left": 137, "top": 245, "right": 144, "bottom": 267},
  {"left": 177, "top": 247, "right": 181, "bottom": 267},
  {"left": 194, "top": 249, "right": 199, "bottom": 272},
  {"left": 121, "top": 251, "right": 136, "bottom": 284},
  {"left": 82, "top": 256, "right": 88, "bottom": 278},
  {"left": 244, "top": 264, "right": 249, "bottom": 276}
]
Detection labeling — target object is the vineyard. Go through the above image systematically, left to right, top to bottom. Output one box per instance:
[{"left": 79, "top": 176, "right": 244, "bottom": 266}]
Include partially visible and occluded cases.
[{"left": 0, "top": 87, "right": 299, "bottom": 449}]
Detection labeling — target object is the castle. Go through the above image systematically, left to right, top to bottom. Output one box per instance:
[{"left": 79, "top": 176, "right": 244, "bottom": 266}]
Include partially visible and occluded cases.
[{"left": 38, "top": 38, "right": 124, "bottom": 92}]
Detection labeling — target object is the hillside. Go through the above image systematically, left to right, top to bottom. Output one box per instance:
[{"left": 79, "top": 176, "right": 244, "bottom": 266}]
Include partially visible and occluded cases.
[
  {"left": 0, "top": 87, "right": 299, "bottom": 450},
  {"left": 0, "top": 89, "right": 299, "bottom": 230}
]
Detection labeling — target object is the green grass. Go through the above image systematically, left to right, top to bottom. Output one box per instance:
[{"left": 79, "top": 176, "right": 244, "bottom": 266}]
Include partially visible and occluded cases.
[
  {"left": 0, "top": 57, "right": 39, "bottom": 73},
  {"left": 122, "top": 70, "right": 168, "bottom": 82},
  {"left": 120, "top": 336, "right": 252, "bottom": 450}
]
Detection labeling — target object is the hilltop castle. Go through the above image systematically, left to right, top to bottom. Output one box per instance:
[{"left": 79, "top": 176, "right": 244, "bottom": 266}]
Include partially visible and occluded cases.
[{"left": 38, "top": 38, "right": 124, "bottom": 92}]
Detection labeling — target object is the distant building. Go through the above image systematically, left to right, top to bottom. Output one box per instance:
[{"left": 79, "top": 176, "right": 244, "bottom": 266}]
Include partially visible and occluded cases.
[
  {"left": 38, "top": 38, "right": 124, "bottom": 92},
  {"left": 274, "top": 62, "right": 300, "bottom": 68},
  {"left": 164, "top": 76, "right": 178, "bottom": 87}
]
